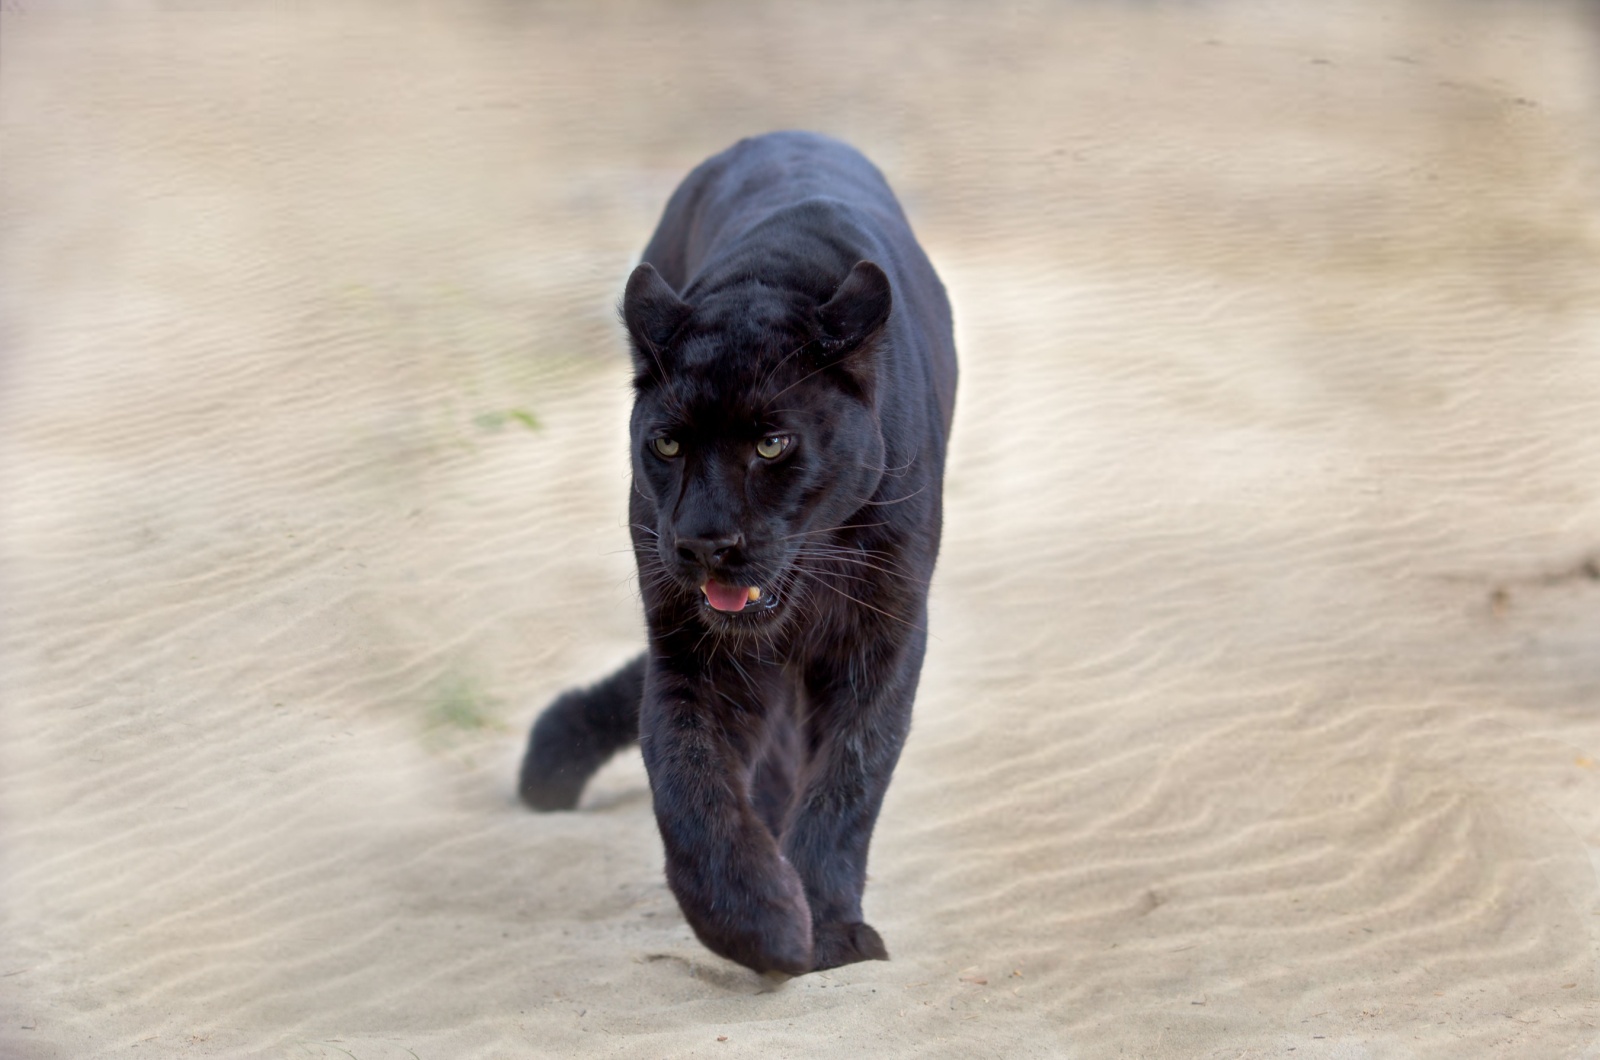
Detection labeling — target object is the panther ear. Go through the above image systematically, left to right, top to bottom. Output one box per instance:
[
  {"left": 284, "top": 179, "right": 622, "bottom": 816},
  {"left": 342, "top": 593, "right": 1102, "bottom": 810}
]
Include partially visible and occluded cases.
[
  {"left": 815, "top": 260, "right": 891, "bottom": 397},
  {"left": 818, "top": 261, "right": 892, "bottom": 355},
  {"left": 622, "top": 263, "right": 691, "bottom": 377}
]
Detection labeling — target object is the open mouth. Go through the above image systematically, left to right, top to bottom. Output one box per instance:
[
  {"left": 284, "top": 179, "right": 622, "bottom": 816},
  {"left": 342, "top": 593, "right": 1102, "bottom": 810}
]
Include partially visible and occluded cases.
[{"left": 700, "top": 579, "right": 780, "bottom": 614}]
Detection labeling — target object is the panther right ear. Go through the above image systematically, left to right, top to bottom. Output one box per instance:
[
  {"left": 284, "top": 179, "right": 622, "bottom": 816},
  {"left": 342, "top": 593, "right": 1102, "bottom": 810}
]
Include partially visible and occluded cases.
[{"left": 622, "top": 263, "right": 691, "bottom": 378}]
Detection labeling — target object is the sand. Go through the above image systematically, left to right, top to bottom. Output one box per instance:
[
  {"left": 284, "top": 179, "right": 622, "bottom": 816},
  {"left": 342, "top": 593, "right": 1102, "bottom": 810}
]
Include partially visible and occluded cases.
[{"left": 3, "top": 1, "right": 1599, "bottom": 1057}]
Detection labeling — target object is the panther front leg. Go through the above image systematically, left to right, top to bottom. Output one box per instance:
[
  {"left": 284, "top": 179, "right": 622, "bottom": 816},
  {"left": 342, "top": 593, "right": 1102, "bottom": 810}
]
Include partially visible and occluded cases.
[
  {"left": 784, "top": 640, "right": 923, "bottom": 970},
  {"left": 640, "top": 661, "right": 815, "bottom": 975}
]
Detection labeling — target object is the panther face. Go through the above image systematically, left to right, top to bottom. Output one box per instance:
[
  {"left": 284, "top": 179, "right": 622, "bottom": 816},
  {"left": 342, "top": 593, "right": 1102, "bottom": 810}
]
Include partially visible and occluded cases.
[{"left": 624, "top": 261, "right": 891, "bottom": 635}]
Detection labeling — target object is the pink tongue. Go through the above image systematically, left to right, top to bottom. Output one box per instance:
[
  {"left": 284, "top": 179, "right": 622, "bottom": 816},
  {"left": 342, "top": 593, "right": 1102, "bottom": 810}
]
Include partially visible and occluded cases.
[{"left": 702, "top": 580, "right": 749, "bottom": 613}]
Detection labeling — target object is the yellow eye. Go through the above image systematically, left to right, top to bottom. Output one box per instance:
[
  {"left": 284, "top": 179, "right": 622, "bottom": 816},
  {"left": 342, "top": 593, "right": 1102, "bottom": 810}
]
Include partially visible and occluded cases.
[
  {"left": 756, "top": 435, "right": 790, "bottom": 460},
  {"left": 652, "top": 436, "right": 680, "bottom": 458}
]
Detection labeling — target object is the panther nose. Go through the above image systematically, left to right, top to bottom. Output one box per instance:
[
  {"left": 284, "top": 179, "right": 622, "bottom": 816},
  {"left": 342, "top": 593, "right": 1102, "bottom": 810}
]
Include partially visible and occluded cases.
[{"left": 676, "top": 533, "right": 742, "bottom": 569}]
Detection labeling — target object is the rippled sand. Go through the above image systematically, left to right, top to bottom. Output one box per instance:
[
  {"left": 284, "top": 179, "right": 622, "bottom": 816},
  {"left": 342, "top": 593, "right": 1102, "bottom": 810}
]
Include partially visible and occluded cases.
[{"left": 3, "top": 2, "right": 1599, "bottom": 1057}]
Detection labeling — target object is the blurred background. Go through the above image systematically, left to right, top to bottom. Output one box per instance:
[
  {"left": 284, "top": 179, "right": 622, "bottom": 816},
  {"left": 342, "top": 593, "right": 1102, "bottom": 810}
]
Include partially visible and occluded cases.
[{"left": 3, "top": 2, "right": 1599, "bottom": 1058}]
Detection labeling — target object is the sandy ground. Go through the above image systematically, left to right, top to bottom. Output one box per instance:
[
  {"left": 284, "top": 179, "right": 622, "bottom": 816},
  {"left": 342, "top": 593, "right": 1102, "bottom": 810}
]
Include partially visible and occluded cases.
[{"left": 3, "top": 1, "right": 1600, "bottom": 1057}]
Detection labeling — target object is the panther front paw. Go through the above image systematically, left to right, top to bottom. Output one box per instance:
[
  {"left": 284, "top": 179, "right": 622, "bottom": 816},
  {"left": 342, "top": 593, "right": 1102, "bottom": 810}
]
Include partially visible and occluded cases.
[
  {"left": 672, "top": 851, "right": 815, "bottom": 975},
  {"left": 687, "top": 891, "right": 815, "bottom": 976},
  {"left": 810, "top": 920, "right": 889, "bottom": 970}
]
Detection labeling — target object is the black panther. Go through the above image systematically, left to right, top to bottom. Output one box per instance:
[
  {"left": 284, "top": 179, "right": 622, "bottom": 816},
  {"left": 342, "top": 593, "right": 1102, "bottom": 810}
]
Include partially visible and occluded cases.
[{"left": 519, "top": 131, "right": 956, "bottom": 975}]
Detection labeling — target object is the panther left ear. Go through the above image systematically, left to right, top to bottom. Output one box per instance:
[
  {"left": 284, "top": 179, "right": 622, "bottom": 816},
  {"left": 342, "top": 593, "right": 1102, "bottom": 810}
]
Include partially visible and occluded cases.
[
  {"left": 818, "top": 260, "right": 893, "bottom": 357},
  {"left": 815, "top": 261, "right": 891, "bottom": 400}
]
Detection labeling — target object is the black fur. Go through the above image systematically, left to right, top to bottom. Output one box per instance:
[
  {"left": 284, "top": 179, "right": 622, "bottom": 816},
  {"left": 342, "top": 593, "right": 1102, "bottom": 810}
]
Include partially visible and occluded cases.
[
  {"left": 519, "top": 131, "right": 956, "bottom": 975},
  {"left": 518, "top": 654, "right": 644, "bottom": 811}
]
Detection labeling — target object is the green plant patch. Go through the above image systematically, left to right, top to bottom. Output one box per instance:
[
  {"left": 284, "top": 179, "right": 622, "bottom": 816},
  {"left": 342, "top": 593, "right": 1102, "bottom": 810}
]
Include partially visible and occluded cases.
[
  {"left": 472, "top": 407, "right": 541, "bottom": 432},
  {"left": 426, "top": 672, "right": 501, "bottom": 733}
]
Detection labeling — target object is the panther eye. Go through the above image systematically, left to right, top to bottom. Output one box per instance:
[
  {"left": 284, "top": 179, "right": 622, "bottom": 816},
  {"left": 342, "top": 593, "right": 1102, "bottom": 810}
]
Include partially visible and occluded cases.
[
  {"left": 755, "top": 435, "right": 790, "bottom": 460},
  {"left": 652, "top": 436, "right": 681, "bottom": 458}
]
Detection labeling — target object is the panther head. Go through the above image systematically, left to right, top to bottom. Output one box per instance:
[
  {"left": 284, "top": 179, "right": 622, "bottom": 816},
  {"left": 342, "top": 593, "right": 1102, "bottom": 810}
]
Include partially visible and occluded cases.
[{"left": 623, "top": 260, "right": 892, "bottom": 632}]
